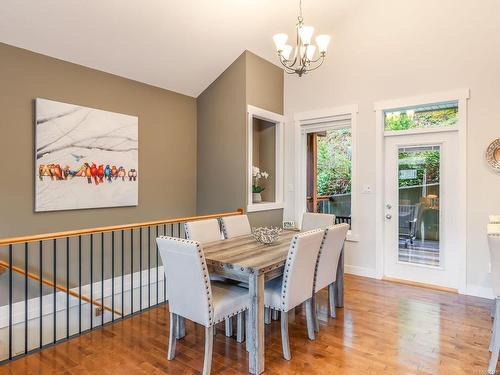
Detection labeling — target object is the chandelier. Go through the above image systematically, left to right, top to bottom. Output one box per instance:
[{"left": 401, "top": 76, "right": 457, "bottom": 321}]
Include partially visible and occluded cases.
[{"left": 272, "top": 0, "right": 331, "bottom": 77}]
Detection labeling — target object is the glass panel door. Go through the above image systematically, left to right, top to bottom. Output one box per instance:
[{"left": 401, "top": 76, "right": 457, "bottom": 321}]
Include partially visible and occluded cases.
[
  {"left": 384, "top": 129, "right": 459, "bottom": 289},
  {"left": 397, "top": 145, "right": 440, "bottom": 267}
]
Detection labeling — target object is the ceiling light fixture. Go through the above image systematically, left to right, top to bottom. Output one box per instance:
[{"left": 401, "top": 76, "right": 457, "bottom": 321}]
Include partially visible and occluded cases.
[{"left": 273, "top": 0, "right": 330, "bottom": 77}]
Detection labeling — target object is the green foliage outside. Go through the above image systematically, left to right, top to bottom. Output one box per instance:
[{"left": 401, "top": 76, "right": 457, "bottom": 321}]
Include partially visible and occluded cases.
[
  {"left": 385, "top": 107, "right": 458, "bottom": 131},
  {"left": 317, "top": 128, "right": 352, "bottom": 196},
  {"left": 398, "top": 151, "right": 440, "bottom": 188}
]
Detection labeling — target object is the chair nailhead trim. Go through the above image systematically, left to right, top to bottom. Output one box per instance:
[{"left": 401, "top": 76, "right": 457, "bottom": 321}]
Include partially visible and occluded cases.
[
  {"left": 278, "top": 229, "right": 323, "bottom": 311},
  {"left": 160, "top": 236, "right": 214, "bottom": 323}
]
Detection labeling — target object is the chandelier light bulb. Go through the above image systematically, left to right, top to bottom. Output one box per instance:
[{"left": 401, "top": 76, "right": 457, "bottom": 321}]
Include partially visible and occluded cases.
[
  {"left": 298, "top": 25, "right": 314, "bottom": 45},
  {"left": 273, "top": 33, "right": 288, "bottom": 52},
  {"left": 316, "top": 34, "right": 331, "bottom": 53},
  {"left": 282, "top": 45, "right": 293, "bottom": 60},
  {"left": 306, "top": 45, "right": 316, "bottom": 60}
]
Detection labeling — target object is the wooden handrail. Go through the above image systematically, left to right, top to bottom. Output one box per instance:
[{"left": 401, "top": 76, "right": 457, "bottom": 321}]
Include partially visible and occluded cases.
[
  {"left": 0, "top": 209, "right": 244, "bottom": 246},
  {"left": 0, "top": 260, "right": 121, "bottom": 317}
]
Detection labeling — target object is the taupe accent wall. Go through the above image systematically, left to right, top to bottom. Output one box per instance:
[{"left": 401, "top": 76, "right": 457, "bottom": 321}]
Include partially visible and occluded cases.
[
  {"left": 0, "top": 43, "right": 197, "bottom": 239},
  {"left": 197, "top": 50, "right": 284, "bottom": 227},
  {"left": 196, "top": 53, "right": 247, "bottom": 215}
]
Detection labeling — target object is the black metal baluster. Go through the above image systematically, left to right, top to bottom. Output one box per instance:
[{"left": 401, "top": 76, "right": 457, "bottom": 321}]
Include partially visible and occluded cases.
[
  {"left": 178, "top": 223, "right": 181, "bottom": 238},
  {"left": 156, "top": 226, "right": 159, "bottom": 305},
  {"left": 148, "top": 227, "right": 151, "bottom": 308},
  {"left": 139, "top": 228, "right": 143, "bottom": 311},
  {"left": 130, "top": 229, "right": 133, "bottom": 314},
  {"left": 121, "top": 230, "right": 124, "bottom": 319},
  {"left": 111, "top": 231, "right": 115, "bottom": 322},
  {"left": 101, "top": 232, "right": 104, "bottom": 326},
  {"left": 90, "top": 234, "right": 93, "bottom": 330},
  {"left": 78, "top": 236, "right": 82, "bottom": 334},
  {"left": 66, "top": 237, "right": 69, "bottom": 339},
  {"left": 53, "top": 239, "right": 57, "bottom": 344},
  {"left": 39, "top": 240, "right": 43, "bottom": 349},
  {"left": 25, "top": 242, "right": 28, "bottom": 354},
  {"left": 8, "top": 244, "right": 13, "bottom": 360}
]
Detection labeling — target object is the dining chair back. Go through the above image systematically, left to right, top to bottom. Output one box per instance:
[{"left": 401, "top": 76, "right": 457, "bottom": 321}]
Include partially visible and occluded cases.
[
  {"left": 301, "top": 212, "right": 336, "bottom": 231},
  {"left": 221, "top": 215, "right": 251, "bottom": 238},
  {"left": 185, "top": 218, "right": 222, "bottom": 244},
  {"left": 315, "top": 224, "right": 349, "bottom": 293},
  {"left": 487, "top": 224, "right": 500, "bottom": 374},
  {"left": 488, "top": 224, "right": 500, "bottom": 298},
  {"left": 281, "top": 229, "right": 325, "bottom": 312},
  {"left": 157, "top": 236, "right": 212, "bottom": 326}
]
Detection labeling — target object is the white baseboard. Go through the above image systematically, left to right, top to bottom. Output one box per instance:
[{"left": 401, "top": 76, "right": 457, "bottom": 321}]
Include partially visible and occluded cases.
[
  {"left": 344, "top": 265, "right": 377, "bottom": 279},
  {"left": 465, "top": 284, "right": 494, "bottom": 300}
]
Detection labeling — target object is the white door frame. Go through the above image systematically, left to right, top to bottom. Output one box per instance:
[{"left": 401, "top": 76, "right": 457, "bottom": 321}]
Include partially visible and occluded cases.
[
  {"left": 374, "top": 89, "right": 469, "bottom": 294},
  {"left": 293, "top": 104, "right": 359, "bottom": 241}
]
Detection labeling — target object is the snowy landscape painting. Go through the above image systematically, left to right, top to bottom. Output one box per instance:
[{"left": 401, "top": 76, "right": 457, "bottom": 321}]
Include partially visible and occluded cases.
[{"left": 35, "top": 98, "right": 138, "bottom": 212}]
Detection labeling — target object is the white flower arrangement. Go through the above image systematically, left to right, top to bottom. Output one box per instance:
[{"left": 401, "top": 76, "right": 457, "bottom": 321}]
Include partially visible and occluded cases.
[{"left": 252, "top": 166, "right": 269, "bottom": 193}]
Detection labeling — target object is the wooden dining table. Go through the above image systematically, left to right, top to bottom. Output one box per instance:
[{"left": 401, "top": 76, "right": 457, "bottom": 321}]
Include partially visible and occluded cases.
[{"left": 203, "top": 229, "right": 345, "bottom": 374}]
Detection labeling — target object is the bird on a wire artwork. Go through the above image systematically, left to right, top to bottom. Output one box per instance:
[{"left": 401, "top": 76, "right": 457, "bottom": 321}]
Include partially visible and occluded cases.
[{"left": 35, "top": 98, "right": 138, "bottom": 212}]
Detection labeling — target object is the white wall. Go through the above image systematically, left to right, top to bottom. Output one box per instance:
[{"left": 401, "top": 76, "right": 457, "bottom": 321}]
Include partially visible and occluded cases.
[{"left": 284, "top": 0, "right": 500, "bottom": 297}]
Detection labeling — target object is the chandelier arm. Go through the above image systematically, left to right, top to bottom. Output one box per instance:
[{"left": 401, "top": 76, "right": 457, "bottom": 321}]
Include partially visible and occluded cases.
[
  {"left": 308, "top": 54, "right": 325, "bottom": 64},
  {"left": 278, "top": 56, "right": 296, "bottom": 71},
  {"left": 303, "top": 56, "right": 325, "bottom": 72},
  {"left": 278, "top": 57, "right": 299, "bottom": 74}
]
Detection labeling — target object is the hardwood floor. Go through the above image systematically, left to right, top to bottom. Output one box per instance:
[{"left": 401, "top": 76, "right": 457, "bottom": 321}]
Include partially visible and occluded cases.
[{"left": 0, "top": 275, "right": 494, "bottom": 374}]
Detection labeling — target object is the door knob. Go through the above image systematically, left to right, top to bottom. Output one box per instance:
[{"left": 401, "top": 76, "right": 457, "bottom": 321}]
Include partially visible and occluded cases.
[
  {"left": 386, "top": 204, "right": 392, "bottom": 209},
  {"left": 385, "top": 214, "right": 392, "bottom": 219}
]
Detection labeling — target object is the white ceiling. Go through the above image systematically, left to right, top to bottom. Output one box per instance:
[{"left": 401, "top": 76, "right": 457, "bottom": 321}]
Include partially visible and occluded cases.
[{"left": 0, "top": 0, "right": 359, "bottom": 97}]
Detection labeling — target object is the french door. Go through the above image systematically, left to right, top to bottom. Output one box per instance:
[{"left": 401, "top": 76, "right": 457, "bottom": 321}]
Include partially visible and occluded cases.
[{"left": 383, "top": 131, "right": 460, "bottom": 289}]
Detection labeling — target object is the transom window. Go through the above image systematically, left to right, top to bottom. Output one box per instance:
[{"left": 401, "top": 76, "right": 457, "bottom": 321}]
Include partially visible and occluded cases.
[{"left": 384, "top": 101, "right": 458, "bottom": 132}]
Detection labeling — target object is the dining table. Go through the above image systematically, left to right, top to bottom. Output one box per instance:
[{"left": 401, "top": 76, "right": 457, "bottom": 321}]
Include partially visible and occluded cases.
[{"left": 203, "top": 229, "right": 345, "bottom": 374}]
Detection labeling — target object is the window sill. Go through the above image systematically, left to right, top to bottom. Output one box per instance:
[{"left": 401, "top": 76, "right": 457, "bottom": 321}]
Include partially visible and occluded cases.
[{"left": 247, "top": 202, "right": 285, "bottom": 213}]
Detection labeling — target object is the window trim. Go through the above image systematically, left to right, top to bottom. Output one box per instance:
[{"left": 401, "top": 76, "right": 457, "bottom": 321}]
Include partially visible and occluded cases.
[
  {"left": 293, "top": 104, "right": 359, "bottom": 242},
  {"left": 246, "top": 105, "right": 285, "bottom": 213}
]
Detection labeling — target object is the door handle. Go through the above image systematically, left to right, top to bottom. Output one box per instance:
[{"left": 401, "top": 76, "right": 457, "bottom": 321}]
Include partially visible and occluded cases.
[
  {"left": 386, "top": 204, "right": 392, "bottom": 209},
  {"left": 385, "top": 214, "right": 392, "bottom": 219}
]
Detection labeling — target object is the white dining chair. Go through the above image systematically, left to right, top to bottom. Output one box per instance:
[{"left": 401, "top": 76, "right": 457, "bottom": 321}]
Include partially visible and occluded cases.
[
  {"left": 301, "top": 212, "right": 336, "bottom": 231},
  {"left": 221, "top": 215, "right": 251, "bottom": 238},
  {"left": 490, "top": 215, "right": 500, "bottom": 224},
  {"left": 184, "top": 218, "right": 236, "bottom": 338},
  {"left": 184, "top": 219, "right": 223, "bottom": 244},
  {"left": 312, "top": 223, "right": 349, "bottom": 331},
  {"left": 488, "top": 223, "right": 500, "bottom": 374},
  {"left": 263, "top": 229, "right": 325, "bottom": 360},
  {"left": 156, "top": 236, "right": 250, "bottom": 375}
]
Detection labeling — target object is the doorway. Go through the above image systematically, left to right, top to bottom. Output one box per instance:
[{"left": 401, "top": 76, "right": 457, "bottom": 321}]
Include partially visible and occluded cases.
[{"left": 378, "top": 95, "right": 467, "bottom": 290}]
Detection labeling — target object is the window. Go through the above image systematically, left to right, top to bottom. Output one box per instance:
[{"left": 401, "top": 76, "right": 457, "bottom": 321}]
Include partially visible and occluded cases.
[
  {"left": 384, "top": 101, "right": 458, "bottom": 132},
  {"left": 247, "top": 105, "right": 284, "bottom": 212},
  {"left": 299, "top": 109, "right": 355, "bottom": 230},
  {"left": 310, "top": 127, "right": 352, "bottom": 224}
]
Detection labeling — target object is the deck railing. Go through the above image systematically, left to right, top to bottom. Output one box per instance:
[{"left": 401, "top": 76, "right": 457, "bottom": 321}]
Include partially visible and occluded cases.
[
  {"left": 306, "top": 194, "right": 352, "bottom": 228},
  {"left": 0, "top": 209, "right": 243, "bottom": 364}
]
